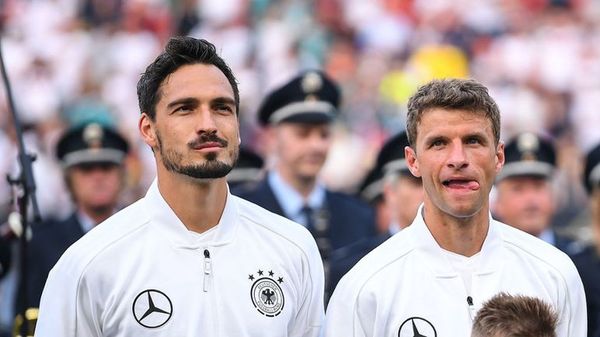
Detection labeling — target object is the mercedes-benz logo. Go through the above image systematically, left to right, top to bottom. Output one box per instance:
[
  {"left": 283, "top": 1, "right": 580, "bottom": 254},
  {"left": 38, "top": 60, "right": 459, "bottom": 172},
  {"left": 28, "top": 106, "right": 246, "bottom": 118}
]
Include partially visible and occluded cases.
[
  {"left": 132, "top": 289, "right": 173, "bottom": 328},
  {"left": 398, "top": 317, "right": 437, "bottom": 337}
]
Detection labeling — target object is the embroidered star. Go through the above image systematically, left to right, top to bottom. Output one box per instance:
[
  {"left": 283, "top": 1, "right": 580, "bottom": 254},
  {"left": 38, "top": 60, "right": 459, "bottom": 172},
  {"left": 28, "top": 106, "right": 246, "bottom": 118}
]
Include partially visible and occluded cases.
[
  {"left": 258, "top": 270, "right": 263, "bottom": 276},
  {"left": 268, "top": 270, "right": 274, "bottom": 277},
  {"left": 248, "top": 274, "right": 255, "bottom": 281},
  {"left": 277, "top": 277, "right": 284, "bottom": 283}
]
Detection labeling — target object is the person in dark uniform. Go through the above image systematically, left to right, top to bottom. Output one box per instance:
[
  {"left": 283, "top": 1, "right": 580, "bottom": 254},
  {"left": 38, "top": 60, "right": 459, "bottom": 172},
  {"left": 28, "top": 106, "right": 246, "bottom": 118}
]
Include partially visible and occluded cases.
[
  {"left": 233, "top": 70, "right": 376, "bottom": 296},
  {"left": 15, "top": 122, "right": 129, "bottom": 315},
  {"left": 329, "top": 131, "right": 423, "bottom": 291},
  {"left": 492, "top": 132, "right": 575, "bottom": 252},
  {"left": 570, "top": 142, "right": 600, "bottom": 337},
  {"left": 226, "top": 147, "right": 264, "bottom": 189},
  {"left": 0, "top": 238, "right": 9, "bottom": 281}
]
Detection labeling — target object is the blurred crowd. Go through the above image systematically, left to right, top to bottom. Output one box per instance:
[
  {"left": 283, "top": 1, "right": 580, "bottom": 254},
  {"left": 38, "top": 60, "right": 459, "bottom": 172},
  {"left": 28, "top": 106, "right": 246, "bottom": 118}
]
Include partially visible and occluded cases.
[{"left": 0, "top": 0, "right": 599, "bottom": 333}]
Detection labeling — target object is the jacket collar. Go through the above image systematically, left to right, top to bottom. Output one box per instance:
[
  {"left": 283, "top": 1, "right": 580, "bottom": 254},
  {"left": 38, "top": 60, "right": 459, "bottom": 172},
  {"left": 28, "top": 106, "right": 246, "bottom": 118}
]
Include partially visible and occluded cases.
[
  {"left": 143, "top": 179, "right": 238, "bottom": 249},
  {"left": 410, "top": 205, "right": 504, "bottom": 277}
]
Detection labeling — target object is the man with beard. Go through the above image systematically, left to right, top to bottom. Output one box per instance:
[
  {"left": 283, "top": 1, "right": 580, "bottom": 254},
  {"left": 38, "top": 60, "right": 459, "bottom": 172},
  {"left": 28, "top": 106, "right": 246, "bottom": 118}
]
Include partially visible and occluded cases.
[
  {"left": 34, "top": 37, "right": 324, "bottom": 337},
  {"left": 233, "top": 71, "right": 376, "bottom": 297},
  {"left": 324, "top": 79, "right": 585, "bottom": 336},
  {"left": 13, "top": 122, "right": 129, "bottom": 329}
]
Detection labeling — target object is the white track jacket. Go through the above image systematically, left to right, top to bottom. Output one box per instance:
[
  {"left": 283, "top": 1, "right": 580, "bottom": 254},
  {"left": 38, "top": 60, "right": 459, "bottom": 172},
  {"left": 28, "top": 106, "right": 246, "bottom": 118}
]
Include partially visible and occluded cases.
[
  {"left": 35, "top": 181, "right": 324, "bottom": 337},
  {"left": 324, "top": 207, "right": 586, "bottom": 337}
]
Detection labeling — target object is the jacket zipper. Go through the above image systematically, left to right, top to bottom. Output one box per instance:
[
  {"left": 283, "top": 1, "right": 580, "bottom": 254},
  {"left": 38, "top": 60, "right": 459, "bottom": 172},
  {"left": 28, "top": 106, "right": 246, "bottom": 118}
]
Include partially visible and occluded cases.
[
  {"left": 203, "top": 249, "right": 212, "bottom": 292},
  {"left": 467, "top": 296, "right": 475, "bottom": 321}
]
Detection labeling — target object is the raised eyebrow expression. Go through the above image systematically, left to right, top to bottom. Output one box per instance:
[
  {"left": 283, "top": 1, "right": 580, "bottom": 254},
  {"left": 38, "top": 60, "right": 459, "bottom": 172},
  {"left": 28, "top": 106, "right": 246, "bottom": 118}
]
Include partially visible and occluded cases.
[{"left": 166, "top": 97, "right": 236, "bottom": 115}]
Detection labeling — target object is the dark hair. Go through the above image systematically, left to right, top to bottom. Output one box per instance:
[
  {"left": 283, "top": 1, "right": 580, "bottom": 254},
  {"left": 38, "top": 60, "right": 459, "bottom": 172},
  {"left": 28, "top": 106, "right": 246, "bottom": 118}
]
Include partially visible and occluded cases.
[
  {"left": 137, "top": 36, "right": 239, "bottom": 120},
  {"left": 406, "top": 78, "right": 501, "bottom": 148},
  {"left": 471, "top": 293, "right": 558, "bottom": 337}
]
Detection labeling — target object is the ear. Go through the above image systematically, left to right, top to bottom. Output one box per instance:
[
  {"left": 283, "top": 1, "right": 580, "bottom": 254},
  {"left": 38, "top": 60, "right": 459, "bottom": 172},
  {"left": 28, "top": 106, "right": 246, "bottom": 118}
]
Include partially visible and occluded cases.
[
  {"left": 139, "top": 113, "right": 157, "bottom": 149},
  {"left": 494, "top": 141, "right": 505, "bottom": 174},
  {"left": 405, "top": 145, "right": 421, "bottom": 178}
]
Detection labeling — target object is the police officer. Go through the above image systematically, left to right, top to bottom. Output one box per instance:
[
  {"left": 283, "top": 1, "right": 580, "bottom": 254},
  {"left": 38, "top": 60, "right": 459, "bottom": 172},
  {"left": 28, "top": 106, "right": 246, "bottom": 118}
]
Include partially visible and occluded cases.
[
  {"left": 233, "top": 70, "right": 376, "bottom": 295},
  {"left": 16, "top": 122, "right": 129, "bottom": 315},
  {"left": 329, "top": 131, "right": 423, "bottom": 290},
  {"left": 492, "top": 132, "right": 574, "bottom": 251},
  {"left": 570, "top": 142, "right": 600, "bottom": 337},
  {"left": 226, "top": 147, "right": 264, "bottom": 189}
]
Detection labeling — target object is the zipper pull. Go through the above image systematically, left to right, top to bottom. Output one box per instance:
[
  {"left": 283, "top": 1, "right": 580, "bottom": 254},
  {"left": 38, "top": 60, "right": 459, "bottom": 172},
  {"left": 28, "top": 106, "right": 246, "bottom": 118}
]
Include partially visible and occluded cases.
[
  {"left": 203, "top": 249, "right": 212, "bottom": 292},
  {"left": 467, "top": 296, "right": 476, "bottom": 321}
]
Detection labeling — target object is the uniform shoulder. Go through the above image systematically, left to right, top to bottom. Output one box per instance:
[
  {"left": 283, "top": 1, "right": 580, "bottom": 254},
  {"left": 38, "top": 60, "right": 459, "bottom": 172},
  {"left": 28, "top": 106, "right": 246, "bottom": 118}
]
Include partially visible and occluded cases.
[
  {"left": 327, "top": 190, "right": 373, "bottom": 210},
  {"left": 233, "top": 195, "right": 317, "bottom": 250},
  {"left": 50, "top": 199, "right": 150, "bottom": 276},
  {"left": 497, "top": 220, "right": 578, "bottom": 276},
  {"left": 332, "top": 228, "right": 415, "bottom": 297}
]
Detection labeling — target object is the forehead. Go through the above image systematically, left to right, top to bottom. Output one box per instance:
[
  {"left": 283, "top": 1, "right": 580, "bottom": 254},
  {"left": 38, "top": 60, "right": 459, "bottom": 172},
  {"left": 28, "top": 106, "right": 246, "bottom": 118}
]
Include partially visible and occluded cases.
[
  {"left": 158, "top": 63, "right": 234, "bottom": 102},
  {"left": 416, "top": 108, "right": 493, "bottom": 138}
]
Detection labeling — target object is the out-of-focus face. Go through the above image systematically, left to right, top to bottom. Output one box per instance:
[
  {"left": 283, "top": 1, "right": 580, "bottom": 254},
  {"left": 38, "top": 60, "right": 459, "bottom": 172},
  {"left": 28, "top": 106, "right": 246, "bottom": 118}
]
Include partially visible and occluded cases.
[
  {"left": 139, "top": 63, "right": 240, "bottom": 180},
  {"left": 405, "top": 108, "right": 504, "bottom": 220},
  {"left": 272, "top": 122, "right": 332, "bottom": 183},
  {"left": 69, "top": 163, "right": 122, "bottom": 213},
  {"left": 384, "top": 174, "right": 423, "bottom": 229},
  {"left": 494, "top": 176, "right": 555, "bottom": 237}
]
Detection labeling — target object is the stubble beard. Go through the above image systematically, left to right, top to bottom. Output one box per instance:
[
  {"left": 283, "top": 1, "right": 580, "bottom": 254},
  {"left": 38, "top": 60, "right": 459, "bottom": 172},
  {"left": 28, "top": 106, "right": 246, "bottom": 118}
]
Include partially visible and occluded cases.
[{"left": 156, "top": 131, "right": 238, "bottom": 179}]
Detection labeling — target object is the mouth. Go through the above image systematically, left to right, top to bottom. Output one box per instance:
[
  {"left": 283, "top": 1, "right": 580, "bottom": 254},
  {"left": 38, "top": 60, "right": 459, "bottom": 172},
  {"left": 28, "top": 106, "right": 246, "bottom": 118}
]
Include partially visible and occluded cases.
[
  {"left": 191, "top": 141, "right": 224, "bottom": 150},
  {"left": 442, "top": 178, "right": 480, "bottom": 191}
]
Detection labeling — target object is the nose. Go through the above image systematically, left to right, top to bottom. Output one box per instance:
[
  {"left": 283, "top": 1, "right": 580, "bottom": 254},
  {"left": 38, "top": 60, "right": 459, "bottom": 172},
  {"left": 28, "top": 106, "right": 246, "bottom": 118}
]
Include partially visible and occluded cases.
[
  {"left": 196, "top": 106, "right": 218, "bottom": 133},
  {"left": 307, "top": 130, "right": 330, "bottom": 152},
  {"left": 447, "top": 140, "right": 468, "bottom": 170}
]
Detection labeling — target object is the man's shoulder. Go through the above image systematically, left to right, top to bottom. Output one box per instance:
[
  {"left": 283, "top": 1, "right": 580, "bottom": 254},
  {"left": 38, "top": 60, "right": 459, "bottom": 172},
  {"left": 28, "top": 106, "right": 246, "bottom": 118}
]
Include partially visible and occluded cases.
[
  {"left": 234, "top": 195, "right": 317, "bottom": 252},
  {"left": 51, "top": 199, "right": 149, "bottom": 276},
  {"left": 496, "top": 220, "right": 579, "bottom": 275},
  {"left": 332, "top": 229, "right": 416, "bottom": 294}
]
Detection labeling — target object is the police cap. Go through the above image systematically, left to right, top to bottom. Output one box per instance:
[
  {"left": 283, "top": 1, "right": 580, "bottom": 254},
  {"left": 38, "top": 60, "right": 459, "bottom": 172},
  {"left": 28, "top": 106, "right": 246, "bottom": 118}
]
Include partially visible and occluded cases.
[
  {"left": 258, "top": 70, "right": 341, "bottom": 126},
  {"left": 56, "top": 123, "right": 129, "bottom": 168},
  {"left": 359, "top": 132, "right": 411, "bottom": 203},
  {"left": 496, "top": 132, "right": 556, "bottom": 182},
  {"left": 584, "top": 142, "right": 600, "bottom": 194}
]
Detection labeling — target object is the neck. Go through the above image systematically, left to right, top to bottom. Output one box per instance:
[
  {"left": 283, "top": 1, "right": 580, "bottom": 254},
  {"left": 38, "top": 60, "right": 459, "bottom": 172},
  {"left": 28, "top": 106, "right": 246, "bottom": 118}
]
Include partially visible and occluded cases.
[
  {"left": 275, "top": 166, "right": 317, "bottom": 199},
  {"left": 157, "top": 168, "right": 228, "bottom": 234},
  {"left": 422, "top": 201, "right": 489, "bottom": 257}
]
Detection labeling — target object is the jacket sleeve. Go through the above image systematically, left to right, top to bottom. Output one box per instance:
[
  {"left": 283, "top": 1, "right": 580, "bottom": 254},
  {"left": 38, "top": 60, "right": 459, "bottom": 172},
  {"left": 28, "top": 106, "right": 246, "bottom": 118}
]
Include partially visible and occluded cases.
[
  {"left": 291, "top": 236, "right": 325, "bottom": 337},
  {"left": 34, "top": 254, "right": 100, "bottom": 337},
  {"left": 560, "top": 258, "right": 587, "bottom": 337},
  {"left": 323, "top": 276, "right": 368, "bottom": 337}
]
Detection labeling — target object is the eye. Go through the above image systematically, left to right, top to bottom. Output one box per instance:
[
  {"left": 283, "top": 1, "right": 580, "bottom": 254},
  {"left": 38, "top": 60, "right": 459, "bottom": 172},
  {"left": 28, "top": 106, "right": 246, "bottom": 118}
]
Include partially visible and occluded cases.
[
  {"left": 215, "top": 104, "right": 234, "bottom": 114},
  {"left": 174, "top": 105, "right": 193, "bottom": 114},
  {"left": 430, "top": 139, "right": 445, "bottom": 148}
]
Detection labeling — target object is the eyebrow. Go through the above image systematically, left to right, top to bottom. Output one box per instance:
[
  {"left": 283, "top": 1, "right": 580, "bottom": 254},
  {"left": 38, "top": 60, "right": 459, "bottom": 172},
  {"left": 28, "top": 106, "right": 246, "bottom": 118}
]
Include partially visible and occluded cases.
[
  {"left": 166, "top": 96, "right": 236, "bottom": 110},
  {"left": 166, "top": 97, "right": 199, "bottom": 110},
  {"left": 211, "top": 97, "right": 236, "bottom": 106}
]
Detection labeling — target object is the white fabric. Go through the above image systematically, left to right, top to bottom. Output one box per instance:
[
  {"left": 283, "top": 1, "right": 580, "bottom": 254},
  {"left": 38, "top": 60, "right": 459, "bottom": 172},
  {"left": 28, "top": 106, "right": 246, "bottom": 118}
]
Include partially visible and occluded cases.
[
  {"left": 35, "top": 180, "right": 324, "bottom": 337},
  {"left": 324, "top": 206, "right": 587, "bottom": 337}
]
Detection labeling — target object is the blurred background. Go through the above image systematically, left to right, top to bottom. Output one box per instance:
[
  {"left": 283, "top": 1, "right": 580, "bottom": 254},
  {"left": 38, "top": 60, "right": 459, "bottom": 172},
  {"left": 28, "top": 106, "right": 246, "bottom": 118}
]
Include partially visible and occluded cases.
[{"left": 0, "top": 0, "right": 599, "bottom": 333}]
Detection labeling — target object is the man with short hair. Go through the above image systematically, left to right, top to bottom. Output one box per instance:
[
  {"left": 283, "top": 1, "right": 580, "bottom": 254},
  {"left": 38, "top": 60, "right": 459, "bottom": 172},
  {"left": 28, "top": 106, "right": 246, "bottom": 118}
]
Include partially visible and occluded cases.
[
  {"left": 34, "top": 37, "right": 324, "bottom": 337},
  {"left": 234, "top": 70, "right": 376, "bottom": 296},
  {"left": 324, "top": 78, "right": 586, "bottom": 336},
  {"left": 18, "top": 122, "right": 129, "bottom": 312},
  {"left": 329, "top": 131, "right": 423, "bottom": 289},
  {"left": 492, "top": 132, "right": 574, "bottom": 252},
  {"left": 570, "top": 142, "right": 600, "bottom": 337},
  {"left": 471, "top": 292, "right": 558, "bottom": 337}
]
